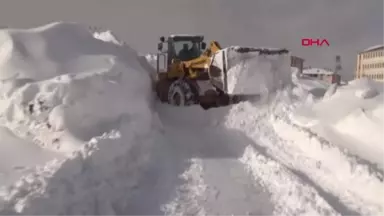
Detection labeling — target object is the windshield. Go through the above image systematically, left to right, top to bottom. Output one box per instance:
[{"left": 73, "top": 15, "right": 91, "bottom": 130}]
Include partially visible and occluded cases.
[{"left": 173, "top": 40, "right": 202, "bottom": 61}]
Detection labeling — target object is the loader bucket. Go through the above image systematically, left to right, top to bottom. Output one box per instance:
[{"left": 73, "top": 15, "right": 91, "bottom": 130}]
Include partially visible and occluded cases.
[{"left": 207, "top": 50, "right": 228, "bottom": 93}]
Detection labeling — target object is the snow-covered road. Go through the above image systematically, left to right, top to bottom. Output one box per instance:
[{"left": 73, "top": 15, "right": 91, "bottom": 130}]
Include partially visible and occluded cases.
[{"left": 155, "top": 105, "right": 274, "bottom": 216}]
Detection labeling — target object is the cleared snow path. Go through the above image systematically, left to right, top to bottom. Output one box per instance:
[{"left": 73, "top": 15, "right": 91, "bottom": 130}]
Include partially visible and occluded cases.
[
  {"left": 122, "top": 104, "right": 341, "bottom": 216},
  {"left": 123, "top": 105, "right": 274, "bottom": 215}
]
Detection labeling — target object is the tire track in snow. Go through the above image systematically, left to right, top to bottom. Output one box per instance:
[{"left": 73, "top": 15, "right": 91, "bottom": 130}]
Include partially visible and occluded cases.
[
  {"left": 225, "top": 91, "right": 383, "bottom": 215},
  {"left": 273, "top": 94, "right": 384, "bottom": 215},
  {"left": 153, "top": 104, "right": 338, "bottom": 216},
  {"left": 153, "top": 105, "right": 276, "bottom": 215},
  {"left": 283, "top": 116, "right": 383, "bottom": 178},
  {"left": 272, "top": 118, "right": 383, "bottom": 215},
  {"left": 239, "top": 145, "right": 340, "bottom": 216},
  {"left": 162, "top": 158, "right": 207, "bottom": 216}
]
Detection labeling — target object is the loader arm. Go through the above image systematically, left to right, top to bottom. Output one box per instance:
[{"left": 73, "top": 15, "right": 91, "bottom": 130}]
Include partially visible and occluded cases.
[{"left": 181, "top": 41, "right": 222, "bottom": 79}]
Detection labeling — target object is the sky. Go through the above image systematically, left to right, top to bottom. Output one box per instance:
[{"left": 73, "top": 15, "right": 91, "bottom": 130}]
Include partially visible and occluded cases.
[{"left": 0, "top": 0, "right": 382, "bottom": 81}]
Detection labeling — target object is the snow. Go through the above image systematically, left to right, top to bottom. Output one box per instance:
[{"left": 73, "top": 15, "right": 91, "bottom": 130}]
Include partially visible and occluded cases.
[
  {"left": 0, "top": 21, "right": 383, "bottom": 216},
  {"left": 0, "top": 22, "right": 159, "bottom": 214},
  {"left": 303, "top": 67, "right": 335, "bottom": 75},
  {"left": 292, "top": 68, "right": 332, "bottom": 99},
  {"left": 291, "top": 77, "right": 384, "bottom": 170},
  {"left": 0, "top": 126, "right": 63, "bottom": 187}
]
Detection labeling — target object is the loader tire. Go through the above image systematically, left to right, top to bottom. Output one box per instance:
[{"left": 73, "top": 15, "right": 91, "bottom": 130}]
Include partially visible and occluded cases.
[{"left": 168, "top": 79, "right": 198, "bottom": 106}]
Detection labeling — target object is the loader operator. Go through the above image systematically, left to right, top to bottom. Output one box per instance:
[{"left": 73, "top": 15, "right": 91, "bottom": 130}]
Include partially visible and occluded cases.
[
  {"left": 178, "top": 43, "right": 200, "bottom": 61},
  {"left": 178, "top": 43, "right": 191, "bottom": 61},
  {"left": 189, "top": 43, "right": 200, "bottom": 59}
]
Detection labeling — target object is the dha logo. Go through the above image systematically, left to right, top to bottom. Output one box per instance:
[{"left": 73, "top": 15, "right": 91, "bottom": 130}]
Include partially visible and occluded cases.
[{"left": 302, "top": 38, "right": 330, "bottom": 47}]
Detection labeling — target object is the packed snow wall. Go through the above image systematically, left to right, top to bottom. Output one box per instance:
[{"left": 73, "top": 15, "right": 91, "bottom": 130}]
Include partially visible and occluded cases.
[
  {"left": 0, "top": 22, "right": 167, "bottom": 214},
  {"left": 0, "top": 22, "right": 156, "bottom": 153}
]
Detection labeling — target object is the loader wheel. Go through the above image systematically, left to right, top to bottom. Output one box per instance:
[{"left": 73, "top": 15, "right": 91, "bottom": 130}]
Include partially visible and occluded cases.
[{"left": 168, "top": 79, "right": 198, "bottom": 106}]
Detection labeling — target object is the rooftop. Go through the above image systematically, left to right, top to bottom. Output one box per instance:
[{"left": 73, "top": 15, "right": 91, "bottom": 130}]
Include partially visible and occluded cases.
[
  {"left": 170, "top": 34, "right": 202, "bottom": 38},
  {"left": 361, "top": 44, "right": 384, "bottom": 53},
  {"left": 303, "top": 68, "right": 335, "bottom": 75}
]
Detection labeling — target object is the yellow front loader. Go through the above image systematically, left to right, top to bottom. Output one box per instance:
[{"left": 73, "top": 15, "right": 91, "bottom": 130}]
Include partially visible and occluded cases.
[{"left": 153, "top": 34, "right": 267, "bottom": 110}]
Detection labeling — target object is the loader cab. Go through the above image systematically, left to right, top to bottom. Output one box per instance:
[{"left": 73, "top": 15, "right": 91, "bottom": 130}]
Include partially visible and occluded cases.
[{"left": 156, "top": 35, "right": 207, "bottom": 73}]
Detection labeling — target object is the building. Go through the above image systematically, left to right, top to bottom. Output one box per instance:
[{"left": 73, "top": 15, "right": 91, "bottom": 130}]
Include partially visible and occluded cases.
[
  {"left": 355, "top": 45, "right": 384, "bottom": 82},
  {"left": 291, "top": 56, "right": 304, "bottom": 74},
  {"left": 302, "top": 67, "right": 341, "bottom": 84}
]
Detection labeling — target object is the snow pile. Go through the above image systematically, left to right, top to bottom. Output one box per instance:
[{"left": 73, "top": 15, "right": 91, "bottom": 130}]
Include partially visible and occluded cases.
[
  {"left": 0, "top": 22, "right": 161, "bottom": 214},
  {"left": 0, "top": 22, "right": 153, "bottom": 153},
  {"left": 144, "top": 53, "right": 157, "bottom": 70},
  {"left": 217, "top": 54, "right": 344, "bottom": 215},
  {"left": 221, "top": 58, "right": 383, "bottom": 215},
  {"left": 291, "top": 69, "right": 331, "bottom": 100},
  {"left": 351, "top": 76, "right": 382, "bottom": 99},
  {"left": 292, "top": 77, "right": 384, "bottom": 168}
]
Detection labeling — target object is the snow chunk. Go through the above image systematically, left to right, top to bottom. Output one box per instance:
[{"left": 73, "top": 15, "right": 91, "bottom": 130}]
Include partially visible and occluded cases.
[
  {"left": 93, "top": 30, "right": 124, "bottom": 46},
  {"left": 323, "top": 83, "right": 338, "bottom": 99},
  {"left": 355, "top": 87, "right": 378, "bottom": 99}
]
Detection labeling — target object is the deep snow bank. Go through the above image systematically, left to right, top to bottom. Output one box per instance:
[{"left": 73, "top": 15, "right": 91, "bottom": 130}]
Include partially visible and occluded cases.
[
  {"left": 0, "top": 22, "right": 161, "bottom": 214},
  {"left": 0, "top": 22, "right": 153, "bottom": 153},
  {"left": 213, "top": 48, "right": 342, "bottom": 215},
  {"left": 210, "top": 49, "right": 357, "bottom": 215},
  {"left": 220, "top": 54, "right": 383, "bottom": 215},
  {"left": 292, "top": 77, "right": 384, "bottom": 168}
]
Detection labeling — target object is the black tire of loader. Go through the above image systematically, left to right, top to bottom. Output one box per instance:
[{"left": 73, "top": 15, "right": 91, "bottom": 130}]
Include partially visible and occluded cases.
[{"left": 168, "top": 79, "right": 199, "bottom": 106}]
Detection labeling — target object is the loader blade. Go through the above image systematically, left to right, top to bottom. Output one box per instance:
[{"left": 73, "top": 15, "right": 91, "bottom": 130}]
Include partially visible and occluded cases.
[
  {"left": 198, "top": 93, "right": 261, "bottom": 110},
  {"left": 230, "top": 94, "right": 261, "bottom": 104}
]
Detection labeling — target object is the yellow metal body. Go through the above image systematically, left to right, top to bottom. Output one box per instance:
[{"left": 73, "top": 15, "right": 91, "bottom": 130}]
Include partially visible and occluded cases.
[{"left": 166, "top": 41, "right": 222, "bottom": 80}]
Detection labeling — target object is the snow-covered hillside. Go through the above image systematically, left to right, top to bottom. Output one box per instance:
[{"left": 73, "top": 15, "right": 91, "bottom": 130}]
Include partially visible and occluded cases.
[{"left": 0, "top": 22, "right": 383, "bottom": 215}]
